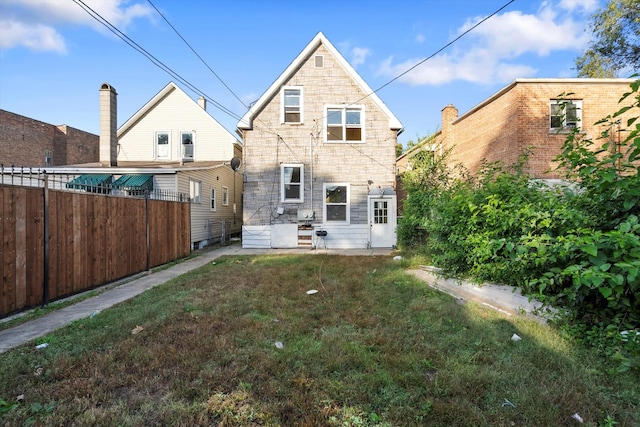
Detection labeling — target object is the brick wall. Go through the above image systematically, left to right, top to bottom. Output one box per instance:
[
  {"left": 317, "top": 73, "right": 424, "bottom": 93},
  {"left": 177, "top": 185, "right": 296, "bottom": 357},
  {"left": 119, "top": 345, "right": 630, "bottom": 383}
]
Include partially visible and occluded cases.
[
  {"left": 243, "top": 44, "right": 398, "bottom": 226},
  {"left": 437, "top": 79, "right": 636, "bottom": 179},
  {"left": 0, "top": 109, "right": 98, "bottom": 167}
]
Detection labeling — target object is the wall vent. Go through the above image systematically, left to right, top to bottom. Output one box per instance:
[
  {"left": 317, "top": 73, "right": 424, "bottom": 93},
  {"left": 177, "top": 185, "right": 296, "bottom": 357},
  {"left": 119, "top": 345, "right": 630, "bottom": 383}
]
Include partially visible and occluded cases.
[{"left": 315, "top": 55, "right": 324, "bottom": 68}]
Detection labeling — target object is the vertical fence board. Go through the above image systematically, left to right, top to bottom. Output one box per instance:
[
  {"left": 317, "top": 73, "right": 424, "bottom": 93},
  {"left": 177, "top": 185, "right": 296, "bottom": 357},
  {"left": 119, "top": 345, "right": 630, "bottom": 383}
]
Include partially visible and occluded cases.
[
  {"left": 3, "top": 187, "right": 17, "bottom": 314},
  {"left": 0, "top": 188, "right": 6, "bottom": 315},
  {"left": 14, "top": 189, "right": 27, "bottom": 310},
  {"left": 25, "top": 189, "right": 43, "bottom": 307},
  {"left": 47, "top": 191, "right": 58, "bottom": 303},
  {"left": 72, "top": 193, "right": 85, "bottom": 293}
]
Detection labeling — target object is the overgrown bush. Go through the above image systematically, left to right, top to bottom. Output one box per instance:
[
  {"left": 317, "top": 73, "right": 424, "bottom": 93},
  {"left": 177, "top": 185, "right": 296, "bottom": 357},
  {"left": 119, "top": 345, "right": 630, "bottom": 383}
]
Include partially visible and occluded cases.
[{"left": 399, "top": 79, "right": 640, "bottom": 371}]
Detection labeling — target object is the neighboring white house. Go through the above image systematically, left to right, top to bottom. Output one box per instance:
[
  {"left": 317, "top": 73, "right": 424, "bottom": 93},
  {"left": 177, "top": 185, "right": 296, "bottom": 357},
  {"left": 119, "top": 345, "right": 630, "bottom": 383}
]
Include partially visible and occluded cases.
[
  {"left": 237, "top": 32, "right": 403, "bottom": 249},
  {"left": 44, "top": 82, "right": 243, "bottom": 250}
]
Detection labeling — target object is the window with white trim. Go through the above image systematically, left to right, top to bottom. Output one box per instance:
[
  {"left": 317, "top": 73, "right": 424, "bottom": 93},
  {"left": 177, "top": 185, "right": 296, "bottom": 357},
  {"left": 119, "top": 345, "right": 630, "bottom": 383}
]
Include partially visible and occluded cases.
[
  {"left": 282, "top": 87, "right": 303, "bottom": 124},
  {"left": 550, "top": 100, "right": 582, "bottom": 131},
  {"left": 325, "top": 106, "right": 364, "bottom": 142},
  {"left": 156, "top": 131, "right": 170, "bottom": 159},
  {"left": 181, "top": 131, "right": 194, "bottom": 160},
  {"left": 281, "top": 164, "right": 304, "bottom": 203},
  {"left": 190, "top": 179, "right": 202, "bottom": 204},
  {"left": 324, "top": 183, "right": 349, "bottom": 224},
  {"left": 222, "top": 186, "right": 229, "bottom": 206},
  {"left": 210, "top": 188, "right": 216, "bottom": 211}
]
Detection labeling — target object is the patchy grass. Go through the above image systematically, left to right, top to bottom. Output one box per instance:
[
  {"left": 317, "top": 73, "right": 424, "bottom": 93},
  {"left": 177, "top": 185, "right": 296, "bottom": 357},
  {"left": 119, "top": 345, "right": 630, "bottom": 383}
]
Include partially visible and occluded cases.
[{"left": 0, "top": 254, "right": 638, "bottom": 426}]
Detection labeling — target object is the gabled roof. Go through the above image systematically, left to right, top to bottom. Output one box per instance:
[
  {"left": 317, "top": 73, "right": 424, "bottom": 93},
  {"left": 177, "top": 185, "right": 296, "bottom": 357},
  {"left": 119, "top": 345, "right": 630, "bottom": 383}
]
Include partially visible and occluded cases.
[
  {"left": 237, "top": 32, "right": 403, "bottom": 132},
  {"left": 117, "top": 82, "right": 239, "bottom": 144}
]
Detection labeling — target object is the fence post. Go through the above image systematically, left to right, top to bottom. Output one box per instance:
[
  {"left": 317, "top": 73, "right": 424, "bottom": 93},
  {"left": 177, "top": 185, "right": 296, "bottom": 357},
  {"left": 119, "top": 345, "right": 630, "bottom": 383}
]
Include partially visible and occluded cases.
[{"left": 42, "top": 175, "right": 50, "bottom": 307}]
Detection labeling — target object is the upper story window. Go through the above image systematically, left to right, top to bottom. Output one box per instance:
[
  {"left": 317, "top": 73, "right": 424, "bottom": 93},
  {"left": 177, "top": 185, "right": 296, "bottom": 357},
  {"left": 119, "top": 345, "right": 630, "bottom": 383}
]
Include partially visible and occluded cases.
[
  {"left": 282, "top": 87, "right": 303, "bottom": 124},
  {"left": 550, "top": 100, "right": 582, "bottom": 132},
  {"left": 325, "top": 106, "right": 364, "bottom": 143},
  {"left": 156, "top": 131, "right": 170, "bottom": 159},
  {"left": 181, "top": 131, "right": 194, "bottom": 160},
  {"left": 281, "top": 163, "right": 304, "bottom": 203},
  {"left": 324, "top": 183, "right": 350, "bottom": 224}
]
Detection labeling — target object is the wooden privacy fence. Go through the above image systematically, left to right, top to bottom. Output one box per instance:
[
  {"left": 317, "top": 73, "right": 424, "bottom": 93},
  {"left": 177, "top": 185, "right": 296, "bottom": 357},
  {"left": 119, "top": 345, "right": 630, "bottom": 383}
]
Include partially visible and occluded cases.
[{"left": 1, "top": 184, "right": 191, "bottom": 318}]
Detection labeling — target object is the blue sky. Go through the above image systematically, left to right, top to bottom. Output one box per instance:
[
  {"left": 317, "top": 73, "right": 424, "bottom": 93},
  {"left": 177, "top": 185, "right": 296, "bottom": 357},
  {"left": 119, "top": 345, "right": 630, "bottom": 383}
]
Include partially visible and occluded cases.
[{"left": 0, "top": 0, "right": 602, "bottom": 148}]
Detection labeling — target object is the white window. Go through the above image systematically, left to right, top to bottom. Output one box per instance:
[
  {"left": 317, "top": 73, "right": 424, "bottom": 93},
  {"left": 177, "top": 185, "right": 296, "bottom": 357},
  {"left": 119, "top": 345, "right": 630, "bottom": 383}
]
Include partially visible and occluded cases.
[
  {"left": 282, "top": 87, "right": 303, "bottom": 124},
  {"left": 550, "top": 100, "right": 582, "bottom": 131},
  {"left": 325, "top": 105, "right": 364, "bottom": 142},
  {"left": 156, "top": 131, "right": 170, "bottom": 159},
  {"left": 181, "top": 131, "right": 194, "bottom": 160},
  {"left": 44, "top": 150, "right": 53, "bottom": 167},
  {"left": 281, "top": 164, "right": 304, "bottom": 203},
  {"left": 190, "top": 179, "right": 202, "bottom": 204},
  {"left": 323, "top": 183, "right": 349, "bottom": 224},
  {"left": 222, "top": 186, "right": 229, "bottom": 206},
  {"left": 210, "top": 188, "right": 216, "bottom": 211}
]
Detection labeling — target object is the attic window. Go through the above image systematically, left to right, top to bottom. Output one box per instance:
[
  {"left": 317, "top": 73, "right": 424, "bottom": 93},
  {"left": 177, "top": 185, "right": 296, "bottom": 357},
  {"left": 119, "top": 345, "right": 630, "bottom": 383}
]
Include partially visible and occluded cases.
[
  {"left": 315, "top": 55, "right": 324, "bottom": 68},
  {"left": 282, "top": 87, "right": 303, "bottom": 124}
]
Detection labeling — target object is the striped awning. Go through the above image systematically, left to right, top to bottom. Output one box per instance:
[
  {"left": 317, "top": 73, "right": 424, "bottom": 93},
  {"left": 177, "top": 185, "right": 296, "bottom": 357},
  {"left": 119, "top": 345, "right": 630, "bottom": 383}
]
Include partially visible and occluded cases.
[
  {"left": 66, "top": 174, "right": 112, "bottom": 191},
  {"left": 113, "top": 174, "right": 153, "bottom": 190}
]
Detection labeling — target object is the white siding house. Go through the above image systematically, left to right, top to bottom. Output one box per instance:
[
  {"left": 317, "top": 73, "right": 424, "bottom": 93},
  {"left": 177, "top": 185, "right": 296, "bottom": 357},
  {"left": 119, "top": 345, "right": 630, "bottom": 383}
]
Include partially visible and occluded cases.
[{"left": 118, "top": 82, "right": 238, "bottom": 164}]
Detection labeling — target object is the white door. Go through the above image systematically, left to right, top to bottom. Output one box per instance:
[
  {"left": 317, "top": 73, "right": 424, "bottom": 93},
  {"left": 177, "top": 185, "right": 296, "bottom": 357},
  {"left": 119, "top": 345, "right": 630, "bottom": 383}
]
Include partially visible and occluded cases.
[{"left": 369, "top": 196, "right": 396, "bottom": 248}]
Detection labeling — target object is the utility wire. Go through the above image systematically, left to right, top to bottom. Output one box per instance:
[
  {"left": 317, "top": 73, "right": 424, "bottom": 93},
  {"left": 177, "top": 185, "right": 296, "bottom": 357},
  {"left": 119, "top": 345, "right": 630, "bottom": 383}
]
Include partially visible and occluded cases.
[
  {"left": 73, "top": 0, "right": 242, "bottom": 122},
  {"left": 146, "top": 0, "right": 248, "bottom": 110},
  {"left": 369, "top": 0, "right": 517, "bottom": 97}
]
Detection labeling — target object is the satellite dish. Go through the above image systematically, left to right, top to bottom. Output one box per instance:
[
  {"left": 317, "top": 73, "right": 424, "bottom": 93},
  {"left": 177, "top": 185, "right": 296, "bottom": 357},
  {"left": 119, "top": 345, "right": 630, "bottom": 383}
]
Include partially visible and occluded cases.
[{"left": 230, "top": 157, "right": 241, "bottom": 171}]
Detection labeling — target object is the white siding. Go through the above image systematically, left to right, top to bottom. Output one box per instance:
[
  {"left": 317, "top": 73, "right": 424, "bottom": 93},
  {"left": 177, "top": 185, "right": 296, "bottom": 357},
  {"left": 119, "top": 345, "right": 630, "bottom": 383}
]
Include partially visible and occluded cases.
[
  {"left": 118, "top": 84, "right": 238, "bottom": 163},
  {"left": 177, "top": 167, "right": 242, "bottom": 247},
  {"left": 313, "top": 224, "right": 369, "bottom": 249},
  {"left": 242, "top": 226, "right": 271, "bottom": 248}
]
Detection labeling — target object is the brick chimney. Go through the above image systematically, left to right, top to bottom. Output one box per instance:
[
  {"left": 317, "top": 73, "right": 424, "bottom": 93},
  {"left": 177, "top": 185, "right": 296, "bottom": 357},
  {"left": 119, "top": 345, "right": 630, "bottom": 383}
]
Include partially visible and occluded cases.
[
  {"left": 99, "top": 83, "right": 117, "bottom": 166},
  {"left": 441, "top": 104, "right": 458, "bottom": 152}
]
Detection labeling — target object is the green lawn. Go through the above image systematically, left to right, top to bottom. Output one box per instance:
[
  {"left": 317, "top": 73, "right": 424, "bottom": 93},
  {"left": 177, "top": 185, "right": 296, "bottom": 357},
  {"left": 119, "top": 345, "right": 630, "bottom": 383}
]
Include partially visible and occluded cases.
[{"left": 0, "top": 254, "right": 637, "bottom": 426}]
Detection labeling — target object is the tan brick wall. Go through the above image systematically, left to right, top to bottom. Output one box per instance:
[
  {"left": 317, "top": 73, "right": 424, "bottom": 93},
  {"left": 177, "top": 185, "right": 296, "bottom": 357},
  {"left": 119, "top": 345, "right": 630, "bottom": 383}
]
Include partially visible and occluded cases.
[
  {"left": 243, "top": 44, "right": 398, "bottom": 226},
  {"left": 438, "top": 80, "right": 636, "bottom": 179},
  {"left": 0, "top": 109, "right": 98, "bottom": 167}
]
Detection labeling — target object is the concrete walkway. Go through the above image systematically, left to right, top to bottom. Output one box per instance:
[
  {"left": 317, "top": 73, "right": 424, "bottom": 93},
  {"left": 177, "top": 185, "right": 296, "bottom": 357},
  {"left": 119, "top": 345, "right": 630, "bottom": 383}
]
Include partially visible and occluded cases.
[
  {"left": 0, "top": 245, "right": 544, "bottom": 354},
  {"left": 408, "top": 267, "right": 545, "bottom": 321}
]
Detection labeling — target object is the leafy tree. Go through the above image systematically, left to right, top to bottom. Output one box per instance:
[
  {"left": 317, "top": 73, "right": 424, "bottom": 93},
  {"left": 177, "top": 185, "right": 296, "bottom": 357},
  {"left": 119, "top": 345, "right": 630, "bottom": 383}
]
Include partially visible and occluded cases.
[{"left": 576, "top": 0, "right": 640, "bottom": 77}]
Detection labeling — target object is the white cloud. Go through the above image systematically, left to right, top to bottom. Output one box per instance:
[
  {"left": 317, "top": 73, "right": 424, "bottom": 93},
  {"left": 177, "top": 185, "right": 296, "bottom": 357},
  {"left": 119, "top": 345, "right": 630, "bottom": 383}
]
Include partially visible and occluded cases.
[
  {"left": 0, "top": 0, "right": 153, "bottom": 52},
  {"left": 558, "top": 0, "right": 599, "bottom": 13},
  {"left": 377, "top": 1, "right": 590, "bottom": 86},
  {"left": 0, "top": 19, "right": 66, "bottom": 52},
  {"left": 415, "top": 33, "right": 425, "bottom": 44},
  {"left": 351, "top": 47, "right": 371, "bottom": 67}
]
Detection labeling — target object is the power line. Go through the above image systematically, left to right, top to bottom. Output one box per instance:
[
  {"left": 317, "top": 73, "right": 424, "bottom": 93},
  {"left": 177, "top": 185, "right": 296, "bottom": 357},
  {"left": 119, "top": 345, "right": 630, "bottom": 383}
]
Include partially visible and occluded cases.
[
  {"left": 72, "top": 0, "right": 242, "bottom": 122},
  {"left": 146, "top": 0, "right": 248, "bottom": 110},
  {"left": 370, "top": 0, "right": 517, "bottom": 96}
]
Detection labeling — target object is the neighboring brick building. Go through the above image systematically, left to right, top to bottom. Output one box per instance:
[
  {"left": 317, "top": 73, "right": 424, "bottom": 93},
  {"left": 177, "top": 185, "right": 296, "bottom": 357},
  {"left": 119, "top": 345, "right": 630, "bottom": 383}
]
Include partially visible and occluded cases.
[
  {"left": 237, "top": 32, "right": 403, "bottom": 249},
  {"left": 434, "top": 78, "right": 637, "bottom": 179},
  {"left": 0, "top": 109, "right": 98, "bottom": 167}
]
